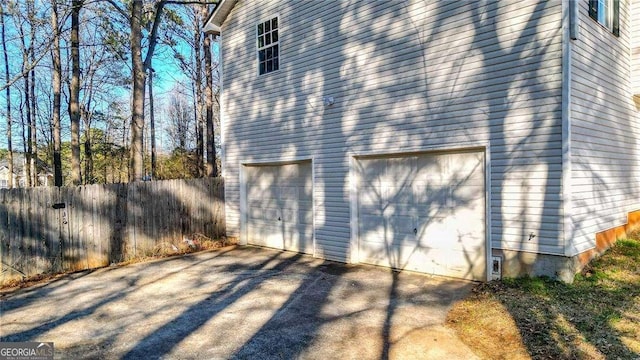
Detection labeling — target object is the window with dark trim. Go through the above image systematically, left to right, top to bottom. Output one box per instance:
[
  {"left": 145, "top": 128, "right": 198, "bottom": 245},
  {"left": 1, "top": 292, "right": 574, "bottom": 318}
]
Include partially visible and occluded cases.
[
  {"left": 589, "top": 0, "right": 620, "bottom": 36},
  {"left": 257, "top": 17, "right": 279, "bottom": 75}
]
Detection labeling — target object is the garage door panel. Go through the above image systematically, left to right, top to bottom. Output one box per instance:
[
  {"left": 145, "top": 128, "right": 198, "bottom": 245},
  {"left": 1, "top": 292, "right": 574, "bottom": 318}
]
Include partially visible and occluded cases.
[
  {"left": 358, "top": 151, "right": 486, "bottom": 281},
  {"left": 384, "top": 157, "right": 415, "bottom": 181},
  {"left": 416, "top": 157, "right": 446, "bottom": 181},
  {"left": 360, "top": 158, "right": 387, "bottom": 179},
  {"left": 246, "top": 162, "right": 313, "bottom": 255},
  {"left": 247, "top": 169, "right": 276, "bottom": 182},
  {"left": 247, "top": 185, "right": 267, "bottom": 198},
  {"left": 453, "top": 185, "right": 485, "bottom": 199},
  {"left": 278, "top": 186, "right": 299, "bottom": 202},
  {"left": 411, "top": 186, "right": 450, "bottom": 207},
  {"left": 359, "top": 188, "right": 383, "bottom": 208},
  {"left": 247, "top": 204, "right": 278, "bottom": 220},
  {"left": 281, "top": 207, "right": 298, "bottom": 222},
  {"left": 299, "top": 208, "right": 313, "bottom": 225},
  {"left": 388, "top": 215, "right": 415, "bottom": 235}
]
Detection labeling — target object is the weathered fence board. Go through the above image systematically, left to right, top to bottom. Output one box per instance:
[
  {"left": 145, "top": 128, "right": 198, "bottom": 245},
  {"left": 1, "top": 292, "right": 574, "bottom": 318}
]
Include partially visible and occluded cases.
[{"left": 0, "top": 177, "right": 226, "bottom": 283}]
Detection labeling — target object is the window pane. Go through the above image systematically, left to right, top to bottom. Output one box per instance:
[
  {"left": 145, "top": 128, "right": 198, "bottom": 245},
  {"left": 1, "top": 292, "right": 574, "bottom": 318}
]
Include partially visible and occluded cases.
[
  {"left": 597, "top": 0, "right": 609, "bottom": 26},
  {"left": 272, "top": 18, "right": 278, "bottom": 30},
  {"left": 265, "top": 20, "right": 270, "bottom": 32},
  {"left": 258, "top": 23, "right": 263, "bottom": 35},
  {"left": 272, "top": 30, "right": 278, "bottom": 42},
  {"left": 265, "top": 33, "right": 271, "bottom": 45},
  {"left": 258, "top": 36, "right": 264, "bottom": 48},
  {"left": 273, "top": 44, "right": 279, "bottom": 57},
  {"left": 266, "top": 47, "right": 272, "bottom": 59},
  {"left": 259, "top": 49, "right": 265, "bottom": 61},
  {"left": 273, "top": 57, "right": 279, "bottom": 71},
  {"left": 266, "top": 60, "right": 272, "bottom": 72},
  {"left": 259, "top": 62, "right": 266, "bottom": 75}
]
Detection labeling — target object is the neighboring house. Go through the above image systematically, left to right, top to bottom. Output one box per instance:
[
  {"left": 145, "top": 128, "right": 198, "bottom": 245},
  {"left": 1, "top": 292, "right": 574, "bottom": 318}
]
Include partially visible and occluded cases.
[
  {"left": 204, "top": 0, "right": 640, "bottom": 282},
  {"left": 0, "top": 154, "right": 53, "bottom": 189},
  {"left": 0, "top": 164, "right": 17, "bottom": 189}
]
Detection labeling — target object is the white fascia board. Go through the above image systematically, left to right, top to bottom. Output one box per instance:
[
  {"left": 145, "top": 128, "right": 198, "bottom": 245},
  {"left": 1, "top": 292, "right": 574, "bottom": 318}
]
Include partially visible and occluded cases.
[{"left": 203, "top": 0, "right": 238, "bottom": 35}]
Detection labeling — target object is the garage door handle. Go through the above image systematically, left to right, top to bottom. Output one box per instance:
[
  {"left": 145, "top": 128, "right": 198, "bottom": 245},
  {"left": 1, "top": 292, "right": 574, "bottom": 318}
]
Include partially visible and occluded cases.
[{"left": 413, "top": 228, "right": 417, "bottom": 235}]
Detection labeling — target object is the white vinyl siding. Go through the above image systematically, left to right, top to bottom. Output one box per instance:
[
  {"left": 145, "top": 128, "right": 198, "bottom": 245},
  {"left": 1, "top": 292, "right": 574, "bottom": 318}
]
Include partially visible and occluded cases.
[
  {"left": 221, "top": 0, "right": 565, "bottom": 263},
  {"left": 570, "top": 0, "right": 640, "bottom": 254},
  {"left": 631, "top": 0, "right": 640, "bottom": 95}
]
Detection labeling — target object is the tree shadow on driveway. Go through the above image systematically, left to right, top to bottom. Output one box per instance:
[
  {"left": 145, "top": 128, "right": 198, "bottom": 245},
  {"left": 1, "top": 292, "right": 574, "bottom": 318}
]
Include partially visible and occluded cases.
[{"left": 1, "top": 247, "right": 475, "bottom": 359}]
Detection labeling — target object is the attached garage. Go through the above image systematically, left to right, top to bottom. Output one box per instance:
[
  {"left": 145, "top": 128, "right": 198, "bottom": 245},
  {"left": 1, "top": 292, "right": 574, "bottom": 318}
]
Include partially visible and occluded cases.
[
  {"left": 355, "top": 151, "right": 487, "bottom": 281},
  {"left": 244, "top": 162, "right": 314, "bottom": 255}
]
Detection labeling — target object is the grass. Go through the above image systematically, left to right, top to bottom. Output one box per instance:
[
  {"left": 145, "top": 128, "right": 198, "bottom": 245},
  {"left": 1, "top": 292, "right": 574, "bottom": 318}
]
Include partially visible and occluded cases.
[{"left": 447, "top": 236, "right": 640, "bottom": 359}]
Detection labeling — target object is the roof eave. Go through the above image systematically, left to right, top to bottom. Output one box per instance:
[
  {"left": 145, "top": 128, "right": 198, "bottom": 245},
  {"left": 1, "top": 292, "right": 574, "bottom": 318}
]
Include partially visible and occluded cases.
[{"left": 203, "top": 0, "right": 238, "bottom": 35}]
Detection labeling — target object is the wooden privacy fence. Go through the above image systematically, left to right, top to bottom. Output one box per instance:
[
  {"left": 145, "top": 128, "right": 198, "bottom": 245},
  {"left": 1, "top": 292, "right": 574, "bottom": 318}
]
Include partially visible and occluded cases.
[{"left": 0, "top": 177, "right": 225, "bottom": 284}]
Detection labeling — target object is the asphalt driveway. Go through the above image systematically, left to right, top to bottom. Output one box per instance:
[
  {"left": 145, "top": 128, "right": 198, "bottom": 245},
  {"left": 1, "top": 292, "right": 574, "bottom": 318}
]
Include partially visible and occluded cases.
[{"left": 0, "top": 246, "right": 478, "bottom": 359}]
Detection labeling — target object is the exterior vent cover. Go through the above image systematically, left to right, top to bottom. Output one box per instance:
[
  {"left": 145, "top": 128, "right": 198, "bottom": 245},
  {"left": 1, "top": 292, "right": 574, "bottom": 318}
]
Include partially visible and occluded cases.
[{"left": 491, "top": 256, "right": 502, "bottom": 280}]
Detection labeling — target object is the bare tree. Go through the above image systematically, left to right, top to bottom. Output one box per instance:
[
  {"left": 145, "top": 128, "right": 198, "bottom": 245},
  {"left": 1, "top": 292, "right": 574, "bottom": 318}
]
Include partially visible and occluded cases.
[
  {"left": 14, "top": 0, "right": 34, "bottom": 186},
  {"left": 51, "top": 0, "right": 62, "bottom": 186},
  {"left": 1, "top": 2, "right": 13, "bottom": 188},
  {"left": 166, "top": 86, "right": 194, "bottom": 150}
]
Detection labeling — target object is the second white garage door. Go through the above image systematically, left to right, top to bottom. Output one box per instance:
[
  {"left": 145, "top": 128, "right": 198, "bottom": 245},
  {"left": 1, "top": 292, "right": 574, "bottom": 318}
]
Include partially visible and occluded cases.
[
  {"left": 356, "top": 151, "right": 486, "bottom": 280},
  {"left": 245, "top": 162, "right": 313, "bottom": 255}
]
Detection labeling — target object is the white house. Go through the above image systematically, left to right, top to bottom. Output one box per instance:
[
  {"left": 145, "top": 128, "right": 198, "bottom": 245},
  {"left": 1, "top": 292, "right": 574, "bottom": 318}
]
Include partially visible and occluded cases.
[
  {"left": 204, "top": 0, "right": 640, "bottom": 281},
  {"left": 0, "top": 155, "right": 53, "bottom": 189},
  {"left": 0, "top": 164, "right": 17, "bottom": 189}
]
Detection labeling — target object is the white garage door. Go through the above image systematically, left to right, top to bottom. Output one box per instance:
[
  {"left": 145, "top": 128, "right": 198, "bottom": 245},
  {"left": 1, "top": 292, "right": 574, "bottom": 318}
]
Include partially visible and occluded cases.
[
  {"left": 357, "top": 151, "right": 486, "bottom": 280},
  {"left": 245, "top": 162, "right": 313, "bottom": 255}
]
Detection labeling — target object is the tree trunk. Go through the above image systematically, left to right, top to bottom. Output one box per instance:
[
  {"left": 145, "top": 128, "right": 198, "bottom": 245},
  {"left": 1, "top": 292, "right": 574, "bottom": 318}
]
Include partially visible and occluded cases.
[
  {"left": 51, "top": 0, "right": 62, "bottom": 186},
  {"left": 69, "top": 0, "right": 82, "bottom": 185},
  {"left": 130, "top": 0, "right": 146, "bottom": 182},
  {"left": 1, "top": 3, "right": 13, "bottom": 188},
  {"left": 194, "top": 7, "right": 204, "bottom": 177},
  {"left": 203, "top": 29, "right": 217, "bottom": 177},
  {"left": 29, "top": 33, "right": 36, "bottom": 186},
  {"left": 23, "top": 48, "right": 32, "bottom": 187},
  {"left": 149, "top": 69, "right": 157, "bottom": 179},
  {"left": 84, "top": 122, "right": 93, "bottom": 183}
]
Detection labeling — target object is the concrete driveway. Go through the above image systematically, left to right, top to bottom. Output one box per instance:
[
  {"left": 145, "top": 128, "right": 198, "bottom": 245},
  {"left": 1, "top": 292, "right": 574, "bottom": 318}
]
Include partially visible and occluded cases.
[{"left": 0, "top": 246, "right": 478, "bottom": 359}]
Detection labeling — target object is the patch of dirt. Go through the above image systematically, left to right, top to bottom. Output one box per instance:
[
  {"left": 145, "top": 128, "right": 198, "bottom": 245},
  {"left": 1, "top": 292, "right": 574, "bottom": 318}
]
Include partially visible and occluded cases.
[
  {"left": 0, "top": 236, "right": 236, "bottom": 293},
  {"left": 446, "top": 284, "right": 530, "bottom": 360}
]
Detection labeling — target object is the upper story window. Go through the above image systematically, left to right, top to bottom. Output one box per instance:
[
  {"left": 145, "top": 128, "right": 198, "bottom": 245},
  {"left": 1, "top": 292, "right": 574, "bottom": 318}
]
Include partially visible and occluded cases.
[
  {"left": 589, "top": 0, "right": 620, "bottom": 36},
  {"left": 257, "top": 17, "right": 279, "bottom": 75},
  {"left": 0, "top": 179, "right": 7, "bottom": 189}
]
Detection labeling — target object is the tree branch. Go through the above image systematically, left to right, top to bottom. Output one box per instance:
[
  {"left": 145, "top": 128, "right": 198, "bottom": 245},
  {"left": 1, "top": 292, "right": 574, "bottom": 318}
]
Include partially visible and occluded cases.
[
  {"left": 103, "top": 0, "right": 129, "bottom": 20},
  {"left": 143, "top": 0, "right": 167, "bottom": 70},
  {"left": 163, "top": 1, "right": 219, "bottom": 5},
  {"left": 0, "top": 38, "right": 55, "bottom": 92}
]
